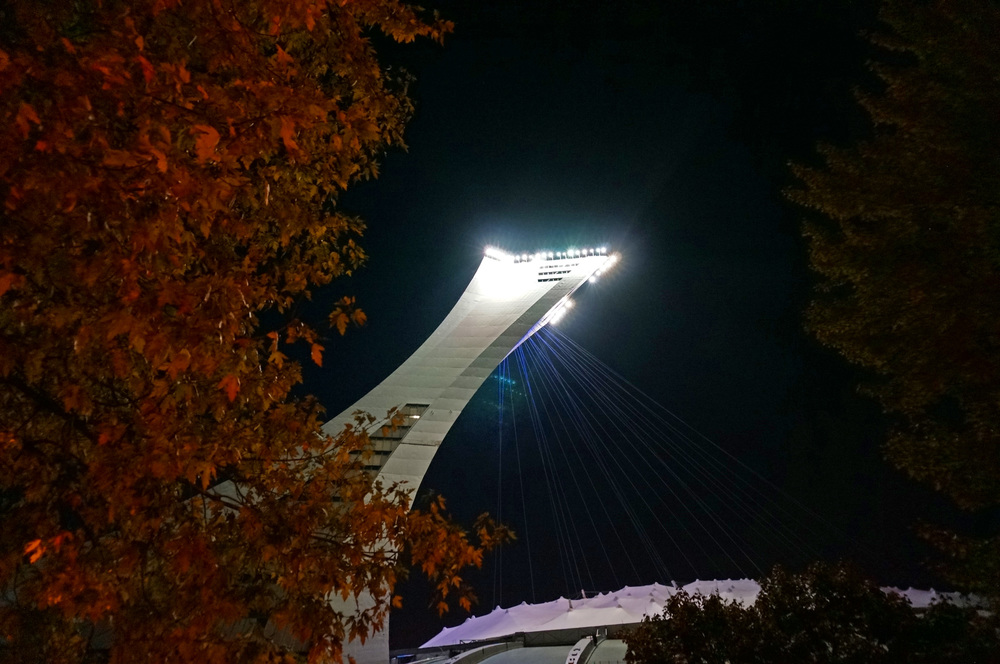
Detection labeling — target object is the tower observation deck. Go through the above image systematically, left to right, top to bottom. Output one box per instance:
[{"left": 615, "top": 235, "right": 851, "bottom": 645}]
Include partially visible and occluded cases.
[{"left": 321, "top": 246, "right": 618, "bottom": 502}]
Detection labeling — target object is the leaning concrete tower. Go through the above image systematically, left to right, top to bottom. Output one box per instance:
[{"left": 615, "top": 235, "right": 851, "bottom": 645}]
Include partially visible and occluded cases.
[
  {"left": 321, "top": 246, "right": 617, "bottom": 501},
  {"left": 322, "top": 246, "right": 617, "bottom": 664}
]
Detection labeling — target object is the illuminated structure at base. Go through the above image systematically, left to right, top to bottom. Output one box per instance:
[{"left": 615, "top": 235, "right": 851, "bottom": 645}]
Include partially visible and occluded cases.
[
  {"left": 320, "top": 246, "right": 617, "bottom": 664},
  {"left": 321, "top": 246, "right": 617, "bottom": 500}
]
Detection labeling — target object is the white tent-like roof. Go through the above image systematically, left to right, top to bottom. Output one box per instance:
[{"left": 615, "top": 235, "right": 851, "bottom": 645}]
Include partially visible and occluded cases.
[
  {"left": 421, "top": 580, "right": 962, "bottom": 649},
  {"left": 421, "top": 581, "right": 756, "bottom": 648}
]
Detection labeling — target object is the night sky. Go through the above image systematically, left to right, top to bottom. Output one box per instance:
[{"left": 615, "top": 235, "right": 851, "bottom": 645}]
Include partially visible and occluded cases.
[{"left": 301, "top": 1, "right": 970, "bottom": 648}]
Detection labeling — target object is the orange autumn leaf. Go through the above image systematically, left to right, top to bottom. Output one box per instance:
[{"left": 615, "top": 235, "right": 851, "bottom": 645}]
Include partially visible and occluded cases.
[
  {"left": 275, "top": 44, "right": 294, "bottom": 67},
  {"left": 137, "top": 55, "right": 155, "bottom": 83},
  {"left": 14, "top": 103, "right": 40, "bottom": 138},
  {"left": 279, "top": 116, "right": 299, "bottom": 153},
  {"left": 191, "top": 124, "right": 220, "bottom": 162},
  {"left": 149, "top": 146, "right": 168, "bottom": 173},
  {"left": 0, "top": 271, "right": 20, "bottom": 297},
  {"left": 332, "top": 311, "right": 350, "bottom": 336},
  {"left": 310, "top": 342, "right": 324, "bottom": 367},
  {"left": 164, "top": 349, "right": 191, "bottom": 378},
  {"left": 268, "top": 349, "right": 287, "bottom": 368},
  {"left": 217, "top": 374, "right": 240, "bottom": 401},
  {"left": 24, "top": 539, "right": 44, "bottom": 563}
]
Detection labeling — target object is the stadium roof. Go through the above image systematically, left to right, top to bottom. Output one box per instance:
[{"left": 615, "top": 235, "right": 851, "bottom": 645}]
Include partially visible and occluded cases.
[{"left": 422, "top": 580, "right": 961, "bottom": 649}]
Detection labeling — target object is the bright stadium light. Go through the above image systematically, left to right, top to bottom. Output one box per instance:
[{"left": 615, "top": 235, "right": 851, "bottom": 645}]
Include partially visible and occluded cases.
[{"left": 484, "top": 246, "right": 514, "bottom": 262}]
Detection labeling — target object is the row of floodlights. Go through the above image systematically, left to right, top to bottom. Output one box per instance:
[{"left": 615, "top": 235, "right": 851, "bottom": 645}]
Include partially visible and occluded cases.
[
  {"left": 484, "top": 246, "right": 608, "bottom": 263},
  {"left": 589, "top": 253, "right": 618, "bottom": 282},
  {"left": 547, "top": 298, "right": 574, "bottom": 325}
]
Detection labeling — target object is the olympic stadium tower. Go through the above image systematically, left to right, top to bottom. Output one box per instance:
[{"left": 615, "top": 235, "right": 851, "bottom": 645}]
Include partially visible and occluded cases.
[
  {"left": 321, "top": 246, "right": 618, "bottom": 664},
  {"left": 321, "top": 246, "right": 617, "bottom": 503}
]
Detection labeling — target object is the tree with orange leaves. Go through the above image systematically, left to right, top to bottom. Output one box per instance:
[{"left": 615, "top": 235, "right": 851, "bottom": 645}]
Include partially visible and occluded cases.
[{"left": 0, "top": 1, "right": 505, "bottom": 662}]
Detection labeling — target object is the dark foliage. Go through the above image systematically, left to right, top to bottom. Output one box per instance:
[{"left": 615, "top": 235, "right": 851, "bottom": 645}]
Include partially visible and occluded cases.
[
  {"left": 788, "top": 0, "right": 1000, "bottom": 598},
  {"left": 624, "top": 562, "right": 998, "bottom": 664}
]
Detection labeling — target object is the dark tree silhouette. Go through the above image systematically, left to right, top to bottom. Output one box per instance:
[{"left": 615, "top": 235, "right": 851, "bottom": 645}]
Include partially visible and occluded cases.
[{"left": 788, "top": 0, "right": 1000, "bottom": 598}]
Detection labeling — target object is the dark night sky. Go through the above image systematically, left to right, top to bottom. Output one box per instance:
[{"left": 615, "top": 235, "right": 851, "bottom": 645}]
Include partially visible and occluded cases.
[{"left": 301, "top": 1, "right": 969, "bottom": 648}]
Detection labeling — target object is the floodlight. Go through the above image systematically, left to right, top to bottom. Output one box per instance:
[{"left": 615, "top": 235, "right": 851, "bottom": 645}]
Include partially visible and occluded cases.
[{"left": 485, "top": 246, "right": 515, "bottom": 262}]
